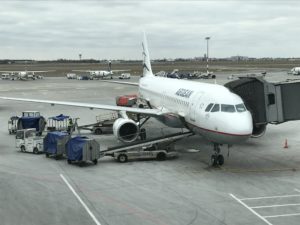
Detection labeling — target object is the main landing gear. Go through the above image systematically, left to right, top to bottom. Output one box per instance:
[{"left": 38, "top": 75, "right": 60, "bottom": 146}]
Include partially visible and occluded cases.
[{"left": 211, "top": 144, "right": 224, "bottom": 167}]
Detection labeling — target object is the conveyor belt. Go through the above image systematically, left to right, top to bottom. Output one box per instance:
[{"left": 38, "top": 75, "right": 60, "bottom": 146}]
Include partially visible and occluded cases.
[{"left": 101, "top": 131, "right": 194, "bottom": 155}]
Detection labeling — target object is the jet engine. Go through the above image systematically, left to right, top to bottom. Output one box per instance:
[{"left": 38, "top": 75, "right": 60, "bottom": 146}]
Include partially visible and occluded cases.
[
  {"left": 113, "top": 118, "right": 139, "bottom": 142},
  {"left": 251, "top": 124, "right": 267, "bottom": 138}
]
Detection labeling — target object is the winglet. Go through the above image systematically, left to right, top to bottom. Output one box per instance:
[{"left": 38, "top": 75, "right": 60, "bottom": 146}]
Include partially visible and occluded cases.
[{"left": 142, "top": 32, "right": 153, "bottom": 77}]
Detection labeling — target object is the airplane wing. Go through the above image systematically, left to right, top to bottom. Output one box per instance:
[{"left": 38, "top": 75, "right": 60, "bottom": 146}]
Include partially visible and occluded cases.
[
  {"left": 99, "top": 80, "right": 139, "bottom": 86},
  {"left": 0, "top": 96, "right": 167, "bottom": 116}
]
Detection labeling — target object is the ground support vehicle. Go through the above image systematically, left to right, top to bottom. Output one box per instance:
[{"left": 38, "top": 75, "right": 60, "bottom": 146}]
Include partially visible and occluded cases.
[
  {"left": 1, "top": 73, "right": 11, "bottom": 80},
  {"left": 66, "top": 73, "right": 77, "bottom": 79},
  {"left": 118, "top": 73, "right": 131, "bottom": 79},
  {"left": 199, "top": 73, "right": 216, "bottom": 79},
  {"left": 34, "top": 75, "right": 44, "bottom": 79},
  {"left": 116, "top": 94, "right": 138, "bottom": 107},
  {"left": 17, "top": 111, "right": 46, "bottom": 135},
  {"left": 77, "top": 113, "right": 118, "bottom": 135},
  {"left": 47, "top": 114, "right": 72, "bottom": 132},
  {"left": 8, "top": 116, "right": 19, "bottom": 134},
  {"left": 16, "top": 129, "right": 44, "bottom": 154},
  {"left": 44, "top": 131, "right": 70, "bottom": 159},
  {"left": 101, "top": 131, "right": 193, "bottom": 163},
  {"left": 67, "top": 136, "right": 100, "bottom": 166},
  {"left": 113, "top": 143, "right": 177, "bottom": 163}
]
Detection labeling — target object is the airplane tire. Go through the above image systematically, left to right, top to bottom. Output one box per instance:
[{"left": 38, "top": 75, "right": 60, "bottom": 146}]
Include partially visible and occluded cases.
[
  {"left": 94, "top": 128, "right": 102, "bottom": 135},
  {"left": 21, "top": 145, "right": 26, "bottom": 152},
  {"left": 33, "top": 147, "right": 39, "bottom": 154},
  {"left": 157, "top": 152, "right": 166, "bottom": 161},
  {"left": 118, "top": 154, "right": 128, "bottom": 163},
  {"left": 211, "top": 155, "right": 218, "bottom": 167},
  {"left": 217, "top": 155, "right": 224, "bottom": 166},
  {"left": 93, "top": 159, "right": 98, "bottom": 165}
]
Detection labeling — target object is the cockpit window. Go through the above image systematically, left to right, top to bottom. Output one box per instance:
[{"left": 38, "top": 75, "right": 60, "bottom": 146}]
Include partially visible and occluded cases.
[
  {"left": 205, "top": 103, "right": 214, "bottom": 112},
  {"left": 236, "top": 103, "right": 246, "bottom": 112},
  {"left": 211, "top": 104, "right": 220, "bottom": 112},
  {"left": 221, "top": 104, "right": 235, "bottom": 113}
]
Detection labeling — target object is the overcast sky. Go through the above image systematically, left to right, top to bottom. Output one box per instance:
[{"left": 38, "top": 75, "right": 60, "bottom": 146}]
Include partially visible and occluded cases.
[{"left": 0, "top": 0, "right": 299, "bottom": 60}]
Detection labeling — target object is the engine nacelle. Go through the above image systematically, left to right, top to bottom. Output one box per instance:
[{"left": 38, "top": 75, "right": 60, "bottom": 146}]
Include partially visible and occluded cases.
[
  {"left": 113, "top": 118, "right": 139, "bottom": 142},
  {"left": 251, "top": 124, "right": 267, "bottom": 138}
]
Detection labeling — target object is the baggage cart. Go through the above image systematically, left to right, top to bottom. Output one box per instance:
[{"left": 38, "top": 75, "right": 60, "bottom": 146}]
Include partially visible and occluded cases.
[
  {"left": 44, "top": 131, "right": 70, "bottom": 159},
  {"left": 67, "top": 136, "right": 100, "bottom": 166}
]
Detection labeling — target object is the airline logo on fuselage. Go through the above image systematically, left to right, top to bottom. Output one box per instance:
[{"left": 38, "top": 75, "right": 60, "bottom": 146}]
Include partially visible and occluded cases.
[{"left": 175, "top": 88, "right": 193, "bottom": 98}]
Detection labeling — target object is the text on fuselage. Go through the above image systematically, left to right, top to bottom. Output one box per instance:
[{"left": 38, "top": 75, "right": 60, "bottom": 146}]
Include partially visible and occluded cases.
[{"left": 175, "top": 88, "right": 193, "bottom": 98}]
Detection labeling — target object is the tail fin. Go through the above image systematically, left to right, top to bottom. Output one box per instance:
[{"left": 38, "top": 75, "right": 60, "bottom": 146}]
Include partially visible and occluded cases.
[{"left": 142, "top": 33, "right": 154, "bottom": 77}]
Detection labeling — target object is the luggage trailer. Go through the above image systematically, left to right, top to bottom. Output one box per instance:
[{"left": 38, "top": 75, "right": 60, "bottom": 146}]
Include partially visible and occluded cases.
[{"left": 77, "top": 113, "right": 118, "bottom": 135}]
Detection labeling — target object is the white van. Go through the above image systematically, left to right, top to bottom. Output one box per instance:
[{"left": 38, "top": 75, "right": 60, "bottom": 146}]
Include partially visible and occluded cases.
[{"left": 119, "top": 73, "right": 131, "bottom": 79}]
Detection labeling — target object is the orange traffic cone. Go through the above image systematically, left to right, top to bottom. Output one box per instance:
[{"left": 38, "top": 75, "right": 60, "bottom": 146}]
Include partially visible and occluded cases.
[{"left": 284, "top": 139, "right": 288, "bottom": 149}]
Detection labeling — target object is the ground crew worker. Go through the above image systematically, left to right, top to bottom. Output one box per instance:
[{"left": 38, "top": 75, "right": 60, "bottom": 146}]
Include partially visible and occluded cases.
[{"left": 67, "top": 118, "right": 73, "bottom": 134}]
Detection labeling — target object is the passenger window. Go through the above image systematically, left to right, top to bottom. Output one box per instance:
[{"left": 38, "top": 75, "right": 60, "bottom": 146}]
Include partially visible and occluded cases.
[
  {"left": 205, "top": 103, "right": 214, "bottom": 112},
  {"left": 211, "top": 104, "right": 220, "bottom": 112},
  {"left": 221, "top": 104, "right": 235, "bottom": 113}
]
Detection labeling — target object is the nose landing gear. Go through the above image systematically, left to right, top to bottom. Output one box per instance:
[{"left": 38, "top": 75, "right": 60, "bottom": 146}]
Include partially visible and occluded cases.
[{"left": 211, "top": 144, "right": 224, "bottom": 166}]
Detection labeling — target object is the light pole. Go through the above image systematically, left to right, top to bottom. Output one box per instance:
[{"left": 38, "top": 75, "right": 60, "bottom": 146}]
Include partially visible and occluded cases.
[{"left": 205, "top": 37, "right": 210, "bottom": 75}]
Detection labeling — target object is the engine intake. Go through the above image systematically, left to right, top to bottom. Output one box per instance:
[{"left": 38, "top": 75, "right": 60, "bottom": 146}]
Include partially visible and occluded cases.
[{"left": 113, "top": 118, "right": 139, "bottom": 142}]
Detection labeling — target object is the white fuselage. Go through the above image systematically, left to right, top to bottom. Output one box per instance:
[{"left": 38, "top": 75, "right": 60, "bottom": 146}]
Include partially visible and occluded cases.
[
  {"left": 291, "top": 67, "right": 300, "bottom": 75},
  {"left": 90, "top": 70, "right": 112, "bottom": 78},
  {"left": 18, "top": 71, "right": 33, "bottom": 79},
  {"left": 139, "top": 76, "right": 253, "bottom": 144}
]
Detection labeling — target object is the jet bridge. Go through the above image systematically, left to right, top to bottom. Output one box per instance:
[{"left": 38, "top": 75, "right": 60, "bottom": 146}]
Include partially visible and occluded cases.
[{"left": 225, "top": 76, "right": 300, "bottom": 136}]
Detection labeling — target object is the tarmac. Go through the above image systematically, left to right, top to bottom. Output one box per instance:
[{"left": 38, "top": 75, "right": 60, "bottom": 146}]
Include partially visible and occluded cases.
[{"left": 0, "top": 72, "right": 300, "bottom": 225}]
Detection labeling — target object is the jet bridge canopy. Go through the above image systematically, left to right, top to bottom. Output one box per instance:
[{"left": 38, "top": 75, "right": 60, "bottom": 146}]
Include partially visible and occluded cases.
[{"left": 225, "top": 76, "right": 300, "bottom": 125}]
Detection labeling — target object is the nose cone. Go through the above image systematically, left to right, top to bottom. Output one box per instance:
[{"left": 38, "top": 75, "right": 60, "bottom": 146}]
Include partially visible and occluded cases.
[
  {"left": 205, "top": 111, "right": 253, "bottom": 145},
  {"left": 225, "top": 111, "right": 253, "bottom": 144},
  {"left": 232, "top": 111, "right": 253, "bottom": 136}
]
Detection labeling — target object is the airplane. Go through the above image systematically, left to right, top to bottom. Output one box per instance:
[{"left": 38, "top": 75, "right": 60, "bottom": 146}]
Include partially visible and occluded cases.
[
  {"left": 0, "top": 34, "right": 254, "bottom": 166},
  {"left": 73, "top": 61, "right": 129, "bottom": 79},
  {"left": 290, "top": 67, "right": 300, "bottom": 75},
  {"left": 0, "top": 70, "right": 51, "bottom": 80}
]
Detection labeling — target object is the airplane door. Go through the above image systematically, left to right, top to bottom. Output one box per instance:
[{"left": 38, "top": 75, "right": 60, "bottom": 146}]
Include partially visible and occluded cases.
[{"left": 189, "top": 92, "right": 204, "bottom": 122}]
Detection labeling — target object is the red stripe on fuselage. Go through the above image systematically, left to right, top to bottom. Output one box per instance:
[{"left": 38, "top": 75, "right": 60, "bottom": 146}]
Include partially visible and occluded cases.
[{"left": 186, "top": 122, "right": 251, "bottom": 137}]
